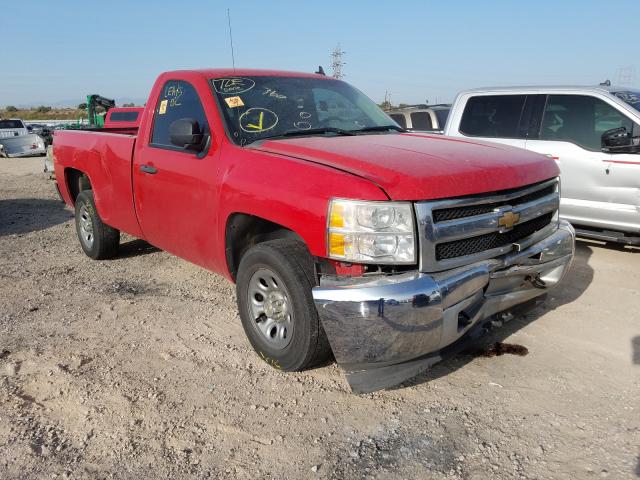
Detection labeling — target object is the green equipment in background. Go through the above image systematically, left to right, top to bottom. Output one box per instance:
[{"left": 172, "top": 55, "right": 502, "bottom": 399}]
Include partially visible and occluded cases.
[{"left": 86, "top": 94, "right": 116, "bottom": 127}]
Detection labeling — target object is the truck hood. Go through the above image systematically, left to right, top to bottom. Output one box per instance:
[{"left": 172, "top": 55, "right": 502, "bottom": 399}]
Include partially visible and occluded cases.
[{"left": 251, "top": 133, "right": 559, "bottom": 200}]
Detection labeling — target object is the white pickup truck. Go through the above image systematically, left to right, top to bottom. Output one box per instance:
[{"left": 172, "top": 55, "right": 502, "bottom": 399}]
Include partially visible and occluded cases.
[
  {"left": 443, "top": 86, "right": 640, "bottom": 245},
  {"left": 0, "top": 118, "right": 29, "bottom": 138}
]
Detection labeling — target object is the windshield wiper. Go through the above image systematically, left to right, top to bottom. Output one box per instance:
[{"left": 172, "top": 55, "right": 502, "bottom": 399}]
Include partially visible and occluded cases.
[
  {"left": 247, "top": 125, "right": 404, "bottom": 145},
  {"left": 353, "top": 125, "right": 406, "bottom": 133},
  {"left": 260, "top": 127, "right": 357, "bottom": 141}
]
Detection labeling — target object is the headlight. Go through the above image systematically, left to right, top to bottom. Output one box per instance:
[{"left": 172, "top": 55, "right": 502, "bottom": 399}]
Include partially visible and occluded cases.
[{"left": 327, "top": 199, "right": 416, "bottom": 264}]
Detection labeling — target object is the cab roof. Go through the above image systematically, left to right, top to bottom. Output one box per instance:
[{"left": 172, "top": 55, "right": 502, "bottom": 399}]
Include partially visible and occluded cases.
[
  {"left": 163, "top": 68, "right": 330, "bottom": 81},
  {"left": 457, "top": 85, "right": 640, "bottom": 95}
]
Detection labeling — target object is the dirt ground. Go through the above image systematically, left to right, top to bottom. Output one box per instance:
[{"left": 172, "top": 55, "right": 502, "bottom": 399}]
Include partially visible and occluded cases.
[{"left": 1, "top": 156, "right": 638, "bottom": 480}]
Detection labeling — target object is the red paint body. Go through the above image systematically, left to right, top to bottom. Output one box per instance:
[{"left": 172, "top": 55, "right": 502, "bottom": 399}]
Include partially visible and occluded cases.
[{"left": 53, "top": 69, "right": 559, "bottom": 281}]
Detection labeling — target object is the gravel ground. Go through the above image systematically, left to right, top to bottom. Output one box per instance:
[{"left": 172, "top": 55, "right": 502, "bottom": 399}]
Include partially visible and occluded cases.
[{"left": 1, "top": 156, "right": 638, "bottom": 480}]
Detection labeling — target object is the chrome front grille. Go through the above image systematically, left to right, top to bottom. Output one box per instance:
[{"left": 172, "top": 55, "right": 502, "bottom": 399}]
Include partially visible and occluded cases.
[
  {"left": 415, "top": 178, "right": 560, "bottom": 272},
  {"left": 431, "top": 183, "right": 556, "bottom": 223},
  {"left": 435, "top": 212, "right": 554, "bottom": 260}
]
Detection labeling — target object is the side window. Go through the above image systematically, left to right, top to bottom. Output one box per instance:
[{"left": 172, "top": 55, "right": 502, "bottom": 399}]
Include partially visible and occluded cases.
[
  {"left": 151, "top": 80, "right": 208, "bottom": 149},
  {"left": 518, "top": 94, "right": 546, "bottom": 139},
  {"left": 459, "top": 95, "right": 527, "bottom": 138},
  {"left": 540, "top": 95, "right": 634, "bottom": 151},
  {"left": 594, "top": 101, "right": 634, "bottom": 136},
  {"left": 110, "top": 111, "right": 139, "bottom": 122},
  {"left": 410, "top": 112, "right": 433, "bottom": 130},
  {"left": 389, "top": 113, "right": 407, "bottom": 129}
]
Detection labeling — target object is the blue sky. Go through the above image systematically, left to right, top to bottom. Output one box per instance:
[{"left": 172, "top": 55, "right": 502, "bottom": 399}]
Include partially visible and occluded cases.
[{"left": 2, "top": 0, "right": 638, "bottom": 107}]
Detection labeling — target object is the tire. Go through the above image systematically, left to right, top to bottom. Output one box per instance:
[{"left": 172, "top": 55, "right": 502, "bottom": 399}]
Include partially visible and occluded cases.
[
  {"left": 74, "top": 190, "right": 120, "bottom": 260},
  {"left": 236, "top": 239, "right": 332, "bottom": 371}
]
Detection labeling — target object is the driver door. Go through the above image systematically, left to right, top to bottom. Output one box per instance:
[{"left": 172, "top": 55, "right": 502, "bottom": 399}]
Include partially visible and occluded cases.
[
  {"left": 133, "top": 79, "right": 220, "bottom": 268},
  {"left": 525, "top": 94, "right": 640, "bottom": 231}
]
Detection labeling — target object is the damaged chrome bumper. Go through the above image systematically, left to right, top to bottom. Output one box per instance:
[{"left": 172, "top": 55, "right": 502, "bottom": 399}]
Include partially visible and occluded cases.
[{"left": 313, "top": 221, "right": 575, "bottom": 393}]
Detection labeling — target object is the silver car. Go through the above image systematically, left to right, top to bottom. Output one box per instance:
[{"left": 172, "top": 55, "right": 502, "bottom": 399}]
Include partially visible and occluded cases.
[
  {"left": 444, "top": 85, "right": 640, "bottom": 245},
  {"left": 0, "top": 118, "right": 47, "bottom": 157},
  {"left": 0, "top": 133, "right": 46, "bottom": 158}
]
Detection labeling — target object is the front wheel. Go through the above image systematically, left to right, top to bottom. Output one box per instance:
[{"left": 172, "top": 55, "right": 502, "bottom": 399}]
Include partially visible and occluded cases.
[
  {"left": 74, "top": 190, "right": 120, "bottom": 260},
  {"left": 236, "top": 239, "right": 331, "bottom": 371}
]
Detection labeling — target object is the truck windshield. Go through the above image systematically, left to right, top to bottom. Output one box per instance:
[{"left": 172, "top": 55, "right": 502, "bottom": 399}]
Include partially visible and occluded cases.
[
  {"left": 211, "top": 76, "right": 398, "bottom": 145},
  {"left": 613, "top": 91, "right": 640, "bottom": 113}
]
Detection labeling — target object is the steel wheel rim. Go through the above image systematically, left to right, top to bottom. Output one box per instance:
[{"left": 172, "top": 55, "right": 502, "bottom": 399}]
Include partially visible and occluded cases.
[
  {"left": 78, "top": 204, "right": 94, "bottom": 248},
  {"left": 247, "top": 268, "right": 293, "bottom": 350}
]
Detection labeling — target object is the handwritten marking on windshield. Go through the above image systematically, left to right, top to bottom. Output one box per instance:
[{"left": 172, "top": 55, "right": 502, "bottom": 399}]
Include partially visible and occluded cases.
[
  {"left": 213, "top": 77, "right": 256, "bottom": 95},
  {"left": 165, "top": 84, "right": 183, "bottom": 107},
  {"left": 263, "top": 88, "right": 287, "bottom": 99},
  {"left": 239, "top": 108, "right": 278, "bottom": 133},
  {"left": 247, "top": 112, "right": 264, "bottom": 130},
  {"left": 293, "top": 112, "right": 313, "bottom": 130}
]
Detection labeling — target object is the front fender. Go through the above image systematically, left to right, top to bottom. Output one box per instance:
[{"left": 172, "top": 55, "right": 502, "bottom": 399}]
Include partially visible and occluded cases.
[{"left": 215, "top": 146, "right": 389, "bottom": 278}]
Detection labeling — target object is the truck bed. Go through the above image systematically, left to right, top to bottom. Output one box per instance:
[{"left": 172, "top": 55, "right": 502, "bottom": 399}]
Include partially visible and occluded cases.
[{"left": 53, "top": 129, "right": 144, "bottom": 238}]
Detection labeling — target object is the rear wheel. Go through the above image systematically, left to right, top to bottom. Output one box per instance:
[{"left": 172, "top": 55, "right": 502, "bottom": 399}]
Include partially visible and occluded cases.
[
  {"left": 74, "top": 190, "right": 120, "bottom": 259},
  {"left": 236, "top": 239, "right": 331, "bottom": 371}
]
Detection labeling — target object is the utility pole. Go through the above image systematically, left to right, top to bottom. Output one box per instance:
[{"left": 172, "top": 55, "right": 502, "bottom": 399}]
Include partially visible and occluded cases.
[
  {"left": 331, "top": 45, "right": 346, "bottom": 79},
  {"left": 383, "top": 91, "right": 391, "bottom": 109}
]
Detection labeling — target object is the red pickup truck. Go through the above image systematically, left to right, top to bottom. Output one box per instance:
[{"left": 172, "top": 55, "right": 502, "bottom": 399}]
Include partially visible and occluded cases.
[{"left": 53, "top": 69, "right": 575, "bottom": 393}]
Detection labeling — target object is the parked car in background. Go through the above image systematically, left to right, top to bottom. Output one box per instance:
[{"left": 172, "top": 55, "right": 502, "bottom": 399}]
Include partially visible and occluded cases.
[
  {"left": 52, "top": 68, "right": 574, "bottom": 393},
  {"left": 444, "top": 86, "right": 640, "bottom": 245},
  {"left": 386, "top": 104, "right": 450, "bottom": 132},
  {"left": 0, "top": 118, "right": 29, "bottom": 138},
  {"left": 0, "top": 118, "right": 46, "bottom": 157},
  {"left": 27, "top": 123, "right": 54, "bottom": 146},
  {"left": 27, "top": 123, "right": 46, "bottom": 135},
  {"left": 0, "top": 133, "right": 46, "bottom": 158}
]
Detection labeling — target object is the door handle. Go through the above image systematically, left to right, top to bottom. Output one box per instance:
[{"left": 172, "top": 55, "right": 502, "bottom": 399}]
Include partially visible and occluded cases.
[{"left": 140, "top": 164, "right": 157, "bottom": 174}]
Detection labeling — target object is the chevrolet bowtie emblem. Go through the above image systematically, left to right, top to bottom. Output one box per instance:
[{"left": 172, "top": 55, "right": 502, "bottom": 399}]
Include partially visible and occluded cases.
[{"left": 498, "top": 211, "right": 520, "bottom": 230}]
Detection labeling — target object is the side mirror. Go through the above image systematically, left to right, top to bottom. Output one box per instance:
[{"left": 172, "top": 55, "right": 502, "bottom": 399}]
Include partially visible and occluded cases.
[
  {"left": 169, "top": 118, "right": 206, "bottom": 152},
  {"left": 601, "top": 127, "right": 639, "bottom": 154}
]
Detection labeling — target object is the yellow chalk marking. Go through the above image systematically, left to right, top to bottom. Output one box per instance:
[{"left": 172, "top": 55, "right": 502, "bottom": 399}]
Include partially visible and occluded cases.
[{"left": 246, "top": 111, "right": 264, "bottom": 130}]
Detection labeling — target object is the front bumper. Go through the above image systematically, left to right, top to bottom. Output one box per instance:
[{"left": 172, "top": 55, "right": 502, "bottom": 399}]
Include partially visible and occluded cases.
[{"left": 313, "top": 220, "right": 575, "bottom": 393}]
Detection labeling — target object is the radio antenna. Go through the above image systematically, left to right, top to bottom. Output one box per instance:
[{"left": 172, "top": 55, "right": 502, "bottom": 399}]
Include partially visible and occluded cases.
[{"left": 227, "top": 8, "right": 236, "bottom": 71}]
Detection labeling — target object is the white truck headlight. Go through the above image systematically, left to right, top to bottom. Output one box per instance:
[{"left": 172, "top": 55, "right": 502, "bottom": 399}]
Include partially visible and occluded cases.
[{"left": 327, "top": 199, "right": 416, "bottom": 264}]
